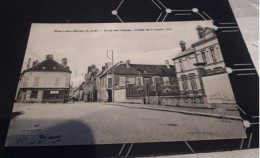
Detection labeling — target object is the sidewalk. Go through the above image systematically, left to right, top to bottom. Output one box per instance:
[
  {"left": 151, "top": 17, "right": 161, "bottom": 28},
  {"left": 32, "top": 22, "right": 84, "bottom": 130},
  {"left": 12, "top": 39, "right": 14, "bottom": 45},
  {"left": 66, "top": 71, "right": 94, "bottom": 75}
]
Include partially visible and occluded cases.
[{"left": 106, "top": 102, "right": 242, "bottom": 121}]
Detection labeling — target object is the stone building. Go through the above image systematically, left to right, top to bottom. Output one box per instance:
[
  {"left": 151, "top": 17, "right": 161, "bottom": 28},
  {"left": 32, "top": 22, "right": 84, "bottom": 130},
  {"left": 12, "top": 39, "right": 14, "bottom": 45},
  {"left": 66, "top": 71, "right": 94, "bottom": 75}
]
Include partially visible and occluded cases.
[
  {"left": 171, "top": 25, "right": 236, "bottom": 104},
  {"left": 16, "top": 54, "right": 71, "bottom": 103},
  {"left": 98, "top": 60, "right": 179, "bottom": 104}
]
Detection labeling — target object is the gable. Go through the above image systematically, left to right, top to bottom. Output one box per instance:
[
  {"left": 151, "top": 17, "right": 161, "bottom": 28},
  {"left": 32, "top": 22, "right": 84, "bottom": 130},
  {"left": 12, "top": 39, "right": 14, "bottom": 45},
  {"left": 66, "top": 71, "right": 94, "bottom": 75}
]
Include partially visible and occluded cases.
[{"left": 23, "top": 59, "right": 71, "bottom": 73}]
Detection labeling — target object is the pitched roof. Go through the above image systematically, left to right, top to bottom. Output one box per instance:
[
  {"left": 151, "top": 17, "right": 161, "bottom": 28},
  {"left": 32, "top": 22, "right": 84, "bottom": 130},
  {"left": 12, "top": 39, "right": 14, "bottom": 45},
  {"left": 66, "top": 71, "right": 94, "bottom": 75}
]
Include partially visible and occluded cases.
[
  {"left": 172, "top": 47, "right": 195, "bottom": 60},
  {"left": 23, "top": 58, "right": 71, "bottom": 73},
  {"left": 98, "top": 61, "right": 123, "bottom": 77},
  {"left": 100, "top": 63, "right": 176, "bottom": 77}
]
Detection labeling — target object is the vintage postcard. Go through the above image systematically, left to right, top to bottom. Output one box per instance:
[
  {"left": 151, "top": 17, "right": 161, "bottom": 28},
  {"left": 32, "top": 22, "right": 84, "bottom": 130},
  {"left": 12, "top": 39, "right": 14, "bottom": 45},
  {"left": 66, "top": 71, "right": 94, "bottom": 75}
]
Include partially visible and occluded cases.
[{"left": 5, "top": 21, "right": 246, "bottom": 146}]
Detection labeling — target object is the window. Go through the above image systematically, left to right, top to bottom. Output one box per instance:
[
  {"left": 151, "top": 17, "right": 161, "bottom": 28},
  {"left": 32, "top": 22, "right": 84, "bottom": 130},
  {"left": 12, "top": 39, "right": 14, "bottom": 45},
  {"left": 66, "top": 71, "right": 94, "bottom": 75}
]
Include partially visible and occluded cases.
[
  {"left": 215, "top": 47, "right": 223, "bottom": 61},
  {"left": 210, "top": 48, "right": 217, "bottom": 63},
  {"left": 201, "top": 51, "right": 207, "bottom": 63},
  {"left": 186, "top": 57, "right": 191, "bottom": 69},
  {"left": 179, "top": 60, "right": 184, "bottom": 71},
  {"left": 189, "top": 74, "right": 197, "bottom": 90},
  {"left": 152, "top": 76, "right": 160, "bottom": 85},
  {"left": 181, "top": 76, "right": 189, "bottom": 91},
  {"left": 23, "top": 77, "right": 28, "bottom": 86},
  {"left": 33, "top": 77, "right": 40, "bottom": 86},
  {"left": 136, "top": 77, "right": 143, "bottom": 86},
  {"left": 163, "top": 77, "right": 170, "bottom": 85},
  {"left": 55, "top": 78, "right": 60, "bottom": 86},
  {"left": 108, "top": 78, "right": 112, "bottom": 89},
  {"left": 30, "top": 91, "right": 38, "bottom": 98},
  {"left": 49, "top": 91, "right": 60, "bottom": 99}
]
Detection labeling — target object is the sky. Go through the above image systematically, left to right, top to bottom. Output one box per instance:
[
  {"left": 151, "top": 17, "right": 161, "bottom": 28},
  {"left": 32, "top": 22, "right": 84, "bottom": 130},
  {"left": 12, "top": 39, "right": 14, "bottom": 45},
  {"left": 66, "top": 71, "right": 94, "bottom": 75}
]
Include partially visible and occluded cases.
[{"left": 22, "top": 21, "right": 214, "bottom": 86}]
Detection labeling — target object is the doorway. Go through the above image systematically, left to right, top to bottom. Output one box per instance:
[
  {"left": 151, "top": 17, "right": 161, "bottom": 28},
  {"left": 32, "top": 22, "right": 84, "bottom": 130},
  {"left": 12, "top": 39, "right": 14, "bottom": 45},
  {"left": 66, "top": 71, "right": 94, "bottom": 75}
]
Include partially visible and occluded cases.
[{"left": 107, "top": 89, "right": 112, "bottom": 102}]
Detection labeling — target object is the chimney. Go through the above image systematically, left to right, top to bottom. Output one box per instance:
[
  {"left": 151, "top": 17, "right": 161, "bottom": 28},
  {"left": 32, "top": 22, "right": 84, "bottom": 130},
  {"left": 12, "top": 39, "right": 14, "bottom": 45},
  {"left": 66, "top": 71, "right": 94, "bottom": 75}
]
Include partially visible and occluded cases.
[
  {"left": 196, "top": 25, "right": 204, "bottom": 39},
  {"left": 179, "top": 41, "right": 186, "bottom": 51},
  {"left": 46, "top": 54, "right": 54, "bottom": 60},
  {"left": 27, "top": 58, "right": 31, "bottom": 69},
  {"left": 62, "top": 58, "right": 67, "bottom": 67},
  {"left": 32, "top": 60, "right": 39, "bottom": 67},
  {"left": 126, "top": 60, "right": 130, "bottom": 68},
  {"left": 165, "top": 60, "right": 170, "bottom": 68},
  {"left": 91, "top": 65, "right": 95, "bottom": 70},
  {"left": 87, "top": 66, "right": 92, "bottom": 73},
  {"left": 102, "top": 66, "right": 105, "bottom": 71}
]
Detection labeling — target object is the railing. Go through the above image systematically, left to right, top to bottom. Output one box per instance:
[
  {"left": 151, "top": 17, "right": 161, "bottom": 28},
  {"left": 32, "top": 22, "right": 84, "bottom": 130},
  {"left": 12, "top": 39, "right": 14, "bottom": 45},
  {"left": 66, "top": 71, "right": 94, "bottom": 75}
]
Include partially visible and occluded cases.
[{"left": 126, "top": 84, "right": 180, "bottom": 97}]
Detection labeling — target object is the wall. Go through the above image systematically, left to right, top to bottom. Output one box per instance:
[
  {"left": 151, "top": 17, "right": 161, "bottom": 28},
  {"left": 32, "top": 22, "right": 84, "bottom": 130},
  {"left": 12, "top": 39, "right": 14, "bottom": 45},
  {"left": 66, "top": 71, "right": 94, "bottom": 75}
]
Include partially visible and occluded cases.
[
  {"left": 174, "top": 54, "right": 198, "bottom": 73},
  {"left": 21, "top": 71, "right": 71, "bottom": 89},
  {"left": 202, "top": 73, "right": 236, "bottom": 103},
  {"left": 99, "top": 88, "right": 108, "bottom": 102},
  {"left": 114, "top": 89, "right": 126, "bottom": 102},
  {"left": 147, "top": 96, "right": 212, "bottom": 108},
  {"left": 148, "top": 96, "right": 160, "bottom": 104},
  {"left": 160, "top": 96, "right": 212, "bottom": 108},
  {"left": 125, "top": 98, "right": 144, "bottom": 104}
]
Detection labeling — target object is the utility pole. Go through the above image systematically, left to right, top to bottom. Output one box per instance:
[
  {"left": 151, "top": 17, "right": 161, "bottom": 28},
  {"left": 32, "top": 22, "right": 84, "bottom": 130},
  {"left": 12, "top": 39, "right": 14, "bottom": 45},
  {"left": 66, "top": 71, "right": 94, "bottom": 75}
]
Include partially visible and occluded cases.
[{"left": 107, "top": 50, "right": 114, "bottom": 102}]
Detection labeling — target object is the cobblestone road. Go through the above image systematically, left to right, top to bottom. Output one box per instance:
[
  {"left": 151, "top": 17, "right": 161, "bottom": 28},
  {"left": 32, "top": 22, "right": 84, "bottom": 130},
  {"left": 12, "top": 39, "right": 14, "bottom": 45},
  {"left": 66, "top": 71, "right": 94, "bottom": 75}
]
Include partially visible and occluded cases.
[{"left": 5, "top": 102, "right": 246, "bottom": 146}]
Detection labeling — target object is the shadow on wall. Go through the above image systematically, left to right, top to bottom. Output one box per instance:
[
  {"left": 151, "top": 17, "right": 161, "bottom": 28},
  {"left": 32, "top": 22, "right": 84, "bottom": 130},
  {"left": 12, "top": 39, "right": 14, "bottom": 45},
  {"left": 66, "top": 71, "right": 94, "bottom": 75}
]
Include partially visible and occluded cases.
[{"left": 6, "top": 120, "right": 95, "bottom": 146}]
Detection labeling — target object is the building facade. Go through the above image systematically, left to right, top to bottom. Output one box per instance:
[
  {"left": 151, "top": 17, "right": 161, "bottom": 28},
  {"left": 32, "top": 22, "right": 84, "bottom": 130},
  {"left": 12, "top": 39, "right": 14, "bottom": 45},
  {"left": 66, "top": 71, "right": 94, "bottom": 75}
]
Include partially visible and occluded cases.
[
  {"left": 172, "top": 26, "right": 236, "bottom": 104},
  {"left": 16, "top": 55, "right": 71, "bottom": 103},
  {"left": 98, "top": 60, "right": 180, "bottom": 104},
  {"left": 84, "top": 65, "right": 101, "bottom": 102}
]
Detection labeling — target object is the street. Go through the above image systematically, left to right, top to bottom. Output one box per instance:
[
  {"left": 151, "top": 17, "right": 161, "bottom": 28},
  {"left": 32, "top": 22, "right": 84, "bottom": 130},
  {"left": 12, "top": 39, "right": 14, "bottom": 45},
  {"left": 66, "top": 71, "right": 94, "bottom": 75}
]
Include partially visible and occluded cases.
[{"left": 5, "top": 102, "right": 246, "bottom": 146}]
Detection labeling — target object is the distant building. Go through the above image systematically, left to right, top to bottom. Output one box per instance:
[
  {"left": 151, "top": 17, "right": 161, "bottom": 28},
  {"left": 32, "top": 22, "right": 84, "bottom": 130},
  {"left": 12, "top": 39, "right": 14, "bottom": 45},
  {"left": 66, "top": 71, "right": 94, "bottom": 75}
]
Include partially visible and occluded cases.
[
  {"left": 172, "top": 25, "right": 236, "bottom": 104},
  {"left": 16, "top": 54, "right": 71, "bottom": 103},
  {"left": 98, "top": 60, "right": 179, "bottom": 104},
  {"left": 97, "top": 62, "right": 114, "bottom": 102},
  {"left": 83, "top": 65, "right": 101, "bottom": 102}
]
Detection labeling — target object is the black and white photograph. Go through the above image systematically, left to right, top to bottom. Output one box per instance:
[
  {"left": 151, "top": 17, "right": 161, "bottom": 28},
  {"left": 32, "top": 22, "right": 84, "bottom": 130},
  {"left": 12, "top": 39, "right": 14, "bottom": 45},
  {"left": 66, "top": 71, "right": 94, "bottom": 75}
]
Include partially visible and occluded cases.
[{"left": 5, "top": 21, "right": 246, "bottom": 146}]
